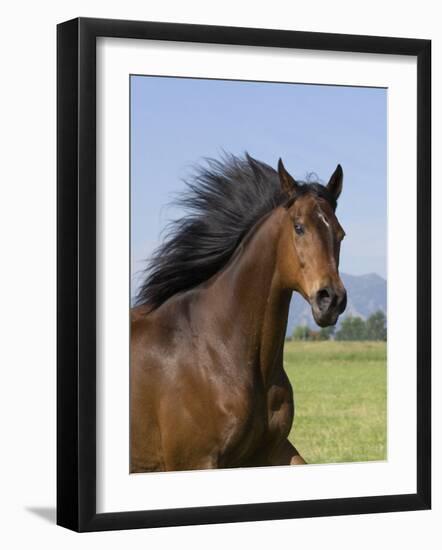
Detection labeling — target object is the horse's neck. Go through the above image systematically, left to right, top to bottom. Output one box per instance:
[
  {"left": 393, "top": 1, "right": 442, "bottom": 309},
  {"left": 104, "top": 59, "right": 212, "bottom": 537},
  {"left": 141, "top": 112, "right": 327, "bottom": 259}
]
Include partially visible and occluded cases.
[{"left": 208, "top": 208, "right": 291, "bottom": 383}]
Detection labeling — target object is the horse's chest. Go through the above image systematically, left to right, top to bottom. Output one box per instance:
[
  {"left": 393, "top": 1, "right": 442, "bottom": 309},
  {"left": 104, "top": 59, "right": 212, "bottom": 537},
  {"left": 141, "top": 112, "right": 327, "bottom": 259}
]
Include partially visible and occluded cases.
[
  {"left": 219, "top": 376, "right": 294, "bottom": 465},
  {"left": 265, "top": 384, "right": 294, "bottom": 440}
]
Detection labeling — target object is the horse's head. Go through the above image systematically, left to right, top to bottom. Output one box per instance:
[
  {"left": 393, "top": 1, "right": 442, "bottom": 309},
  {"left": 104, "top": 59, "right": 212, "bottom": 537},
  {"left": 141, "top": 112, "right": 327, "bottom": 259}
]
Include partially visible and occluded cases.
[{"left": 276, "top": 159, "right": 347, "bottom": 327}]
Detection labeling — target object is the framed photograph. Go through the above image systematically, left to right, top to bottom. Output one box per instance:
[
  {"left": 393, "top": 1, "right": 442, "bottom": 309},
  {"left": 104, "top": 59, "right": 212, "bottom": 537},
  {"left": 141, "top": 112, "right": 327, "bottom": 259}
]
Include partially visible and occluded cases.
[{"left": 57, "top": 17, "right": 431, "bottom": 532}]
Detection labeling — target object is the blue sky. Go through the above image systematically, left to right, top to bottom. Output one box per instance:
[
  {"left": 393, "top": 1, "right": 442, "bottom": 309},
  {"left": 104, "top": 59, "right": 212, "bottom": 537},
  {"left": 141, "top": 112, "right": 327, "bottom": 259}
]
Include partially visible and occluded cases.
[{"left": 131, "top": 76, "right": 387, "bottom": 297}]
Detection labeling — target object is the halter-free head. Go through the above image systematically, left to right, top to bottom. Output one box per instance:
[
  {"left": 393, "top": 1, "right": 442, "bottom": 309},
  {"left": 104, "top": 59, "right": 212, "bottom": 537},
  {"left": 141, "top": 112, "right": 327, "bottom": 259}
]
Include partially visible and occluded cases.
[
  {"left": 137, "top": 153, "right": 347, "bottom": 327},
  {"left": 277, "top": 159, "right": 347, "bottom": 327}
]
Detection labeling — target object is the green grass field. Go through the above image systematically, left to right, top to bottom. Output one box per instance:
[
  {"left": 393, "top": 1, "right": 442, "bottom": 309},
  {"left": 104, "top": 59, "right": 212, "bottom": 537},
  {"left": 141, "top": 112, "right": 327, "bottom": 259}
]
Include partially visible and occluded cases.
[{"left": 284, "top": 341, "right": 387, "bottom": 464}]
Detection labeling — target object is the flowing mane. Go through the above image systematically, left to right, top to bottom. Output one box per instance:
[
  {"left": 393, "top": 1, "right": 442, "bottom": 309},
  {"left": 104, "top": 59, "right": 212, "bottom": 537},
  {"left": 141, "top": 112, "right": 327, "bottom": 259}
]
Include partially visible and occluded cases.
[{"left": 135, "top": 153, "right": 336, "bottom": 309}]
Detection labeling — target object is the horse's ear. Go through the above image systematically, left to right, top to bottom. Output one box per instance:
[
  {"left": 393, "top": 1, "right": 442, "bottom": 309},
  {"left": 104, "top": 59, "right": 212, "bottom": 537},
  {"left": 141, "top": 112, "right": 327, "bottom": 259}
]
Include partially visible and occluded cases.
[
  {"left": 278, "top": 158, "right": 298, "bottom": 196},
  {"left": 327, "top": 164, "right": 343, "bottom": 200}
]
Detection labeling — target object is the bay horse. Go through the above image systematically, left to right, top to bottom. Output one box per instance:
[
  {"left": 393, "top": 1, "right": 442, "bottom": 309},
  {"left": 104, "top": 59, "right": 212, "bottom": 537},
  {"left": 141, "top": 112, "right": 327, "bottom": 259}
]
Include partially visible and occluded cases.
[{"left": 131, "top": 154, "right": 347, "bottom": 472}]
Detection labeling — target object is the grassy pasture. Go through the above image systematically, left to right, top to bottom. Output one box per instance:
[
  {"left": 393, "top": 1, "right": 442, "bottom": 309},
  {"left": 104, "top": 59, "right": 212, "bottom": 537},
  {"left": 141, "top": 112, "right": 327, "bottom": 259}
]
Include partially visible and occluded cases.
[{"left": 284, "top": 341, "right": 387, "bottom": 464}]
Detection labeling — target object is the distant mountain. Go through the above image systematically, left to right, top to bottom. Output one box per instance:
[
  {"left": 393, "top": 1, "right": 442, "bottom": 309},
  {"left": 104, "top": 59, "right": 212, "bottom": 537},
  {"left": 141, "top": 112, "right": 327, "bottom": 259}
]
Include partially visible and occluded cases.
[{"left": 286, "top": 273, "right": 386, "bottom": 336}]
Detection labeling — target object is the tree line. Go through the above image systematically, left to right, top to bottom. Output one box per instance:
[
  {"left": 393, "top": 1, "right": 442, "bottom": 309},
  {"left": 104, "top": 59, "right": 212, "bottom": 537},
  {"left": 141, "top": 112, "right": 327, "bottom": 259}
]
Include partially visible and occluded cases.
[{"left": 290, "top": 311, "right": 387, "bottom": 342}]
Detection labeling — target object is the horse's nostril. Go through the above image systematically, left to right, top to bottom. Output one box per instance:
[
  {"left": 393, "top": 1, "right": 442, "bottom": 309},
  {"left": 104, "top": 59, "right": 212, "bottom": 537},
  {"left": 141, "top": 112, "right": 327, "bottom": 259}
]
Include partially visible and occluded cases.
[
  {"left": 316, "top": 288, "right": 333, "bottom": 312},
  {"left": 317, "top": 288, "right": 330, "bottom": 302}
]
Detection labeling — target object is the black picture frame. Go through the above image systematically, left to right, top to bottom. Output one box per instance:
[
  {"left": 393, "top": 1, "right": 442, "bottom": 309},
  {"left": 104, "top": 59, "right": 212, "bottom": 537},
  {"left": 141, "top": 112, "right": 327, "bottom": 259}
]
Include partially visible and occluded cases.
[{"left": 57, "top": 17, "right": 431, "bottom": 532}]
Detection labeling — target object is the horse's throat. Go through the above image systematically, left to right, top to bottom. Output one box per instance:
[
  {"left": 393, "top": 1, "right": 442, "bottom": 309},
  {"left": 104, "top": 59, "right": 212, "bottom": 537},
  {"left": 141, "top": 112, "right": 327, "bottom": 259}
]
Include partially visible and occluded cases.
[{"left": 259, "top": 280, "right": 292, "bottom": 381}]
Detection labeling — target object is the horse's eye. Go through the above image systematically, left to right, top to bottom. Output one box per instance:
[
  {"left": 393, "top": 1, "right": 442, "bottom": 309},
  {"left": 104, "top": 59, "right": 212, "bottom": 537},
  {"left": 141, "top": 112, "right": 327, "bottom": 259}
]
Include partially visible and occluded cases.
[{"left": 294, "top": 224, "right": 304, "bottom": 236}]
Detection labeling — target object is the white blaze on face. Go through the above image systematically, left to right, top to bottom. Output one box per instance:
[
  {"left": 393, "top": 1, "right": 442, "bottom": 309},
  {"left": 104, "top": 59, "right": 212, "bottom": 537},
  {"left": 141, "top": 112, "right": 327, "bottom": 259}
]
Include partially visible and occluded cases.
[{"left": 317, "top": 210, "right": 330, "bottom": 229}]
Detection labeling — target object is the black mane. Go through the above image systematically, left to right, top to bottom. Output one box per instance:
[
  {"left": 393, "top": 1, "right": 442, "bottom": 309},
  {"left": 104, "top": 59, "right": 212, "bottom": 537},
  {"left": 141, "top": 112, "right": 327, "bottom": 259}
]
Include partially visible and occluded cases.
[{"left": 135, "top": 154, "right": 336, "bottom": 309}]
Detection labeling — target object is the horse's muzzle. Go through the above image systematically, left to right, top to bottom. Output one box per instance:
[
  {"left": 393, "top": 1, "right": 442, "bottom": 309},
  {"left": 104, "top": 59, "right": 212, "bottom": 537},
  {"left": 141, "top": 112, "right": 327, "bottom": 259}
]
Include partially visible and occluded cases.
[{"left": 311, "top": 286, "right": 347, "bottom": 327}]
